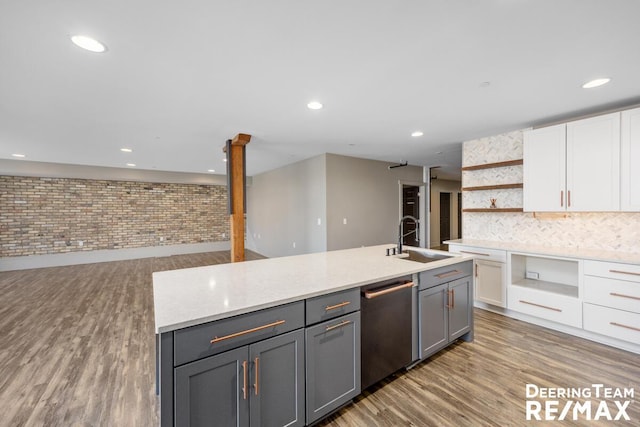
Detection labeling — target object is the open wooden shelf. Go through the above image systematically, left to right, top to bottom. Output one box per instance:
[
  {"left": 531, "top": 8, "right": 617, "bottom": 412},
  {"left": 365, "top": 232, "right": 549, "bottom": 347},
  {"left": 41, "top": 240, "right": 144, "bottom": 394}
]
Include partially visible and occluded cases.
[
  {"left": 461, "top": 159, "right": 523, "bottom": 171},
  {"left": 462, "top": 183, "right": 523, "bottom": 191},
  {"left": 462, "top": 208, "right": 524, "bottom": 213}
]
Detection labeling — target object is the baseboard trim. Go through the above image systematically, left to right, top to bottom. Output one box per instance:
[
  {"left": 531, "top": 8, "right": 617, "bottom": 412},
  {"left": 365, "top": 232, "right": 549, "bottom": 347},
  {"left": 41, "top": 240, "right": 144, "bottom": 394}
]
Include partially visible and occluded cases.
[{"left": 0, "top": 241, "right": 231, "bottom": 271}]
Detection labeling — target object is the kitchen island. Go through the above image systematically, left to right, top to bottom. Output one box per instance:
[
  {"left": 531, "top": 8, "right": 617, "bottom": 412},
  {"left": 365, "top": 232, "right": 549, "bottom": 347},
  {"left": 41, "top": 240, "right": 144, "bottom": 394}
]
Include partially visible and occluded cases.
[{"left": 154, "top": 244, "right": 473, "bottom": 426}]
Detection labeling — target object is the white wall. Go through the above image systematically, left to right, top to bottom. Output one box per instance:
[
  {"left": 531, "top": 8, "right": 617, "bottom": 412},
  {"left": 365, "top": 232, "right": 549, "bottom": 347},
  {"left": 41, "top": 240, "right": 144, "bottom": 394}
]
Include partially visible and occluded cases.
[
  {"left": 325, "top": 154, "right": 423, "bottom": 251},
  {"left": 246, "top": 155, "right": 327, "bottom": 257},
  {"left": 429, "top": 179, "right": 462, "bottom": 248}
]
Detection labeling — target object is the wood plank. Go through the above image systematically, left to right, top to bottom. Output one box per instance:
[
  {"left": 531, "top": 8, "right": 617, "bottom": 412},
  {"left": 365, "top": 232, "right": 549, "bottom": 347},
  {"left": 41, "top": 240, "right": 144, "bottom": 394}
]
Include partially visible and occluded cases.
[
  {"left": 461, "top": 159, "right": 523, "bottom": 171},
  {"left": 462, "top": 183, "right": 523, "bottom": 191},
  {"left": 462, "top": 208, "right": 524, "bottom": 212},
  {"left": 1, "top": 252, "right": 639, "bottom": 426}
]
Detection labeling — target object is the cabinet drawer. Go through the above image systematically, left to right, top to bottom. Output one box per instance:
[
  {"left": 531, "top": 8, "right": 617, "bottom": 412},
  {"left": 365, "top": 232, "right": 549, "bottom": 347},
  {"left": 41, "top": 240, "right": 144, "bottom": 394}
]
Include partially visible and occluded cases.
[
  {"left": 448, "top": 245, "right": 506, "bottom": 263},
  {"left": 584, "top": 260, "right": 640, "bottom": 282},
  {"left": 419, "top": 261, "right": 473, "bottom": 290},
  {"left": 584, "top": 275, "right": 640, "bottom": 314},
  {"left": 507, "top": 285, "right": 582, "bottom": 328},
  {"left": 306, "top": 288, "right": 360, "bottom": 326},
  {"left": 174, "top": 301, "right": 304, "bottom": 366},
  {"left": 584, "top": 303, "right": 640, "bottom": 344}
]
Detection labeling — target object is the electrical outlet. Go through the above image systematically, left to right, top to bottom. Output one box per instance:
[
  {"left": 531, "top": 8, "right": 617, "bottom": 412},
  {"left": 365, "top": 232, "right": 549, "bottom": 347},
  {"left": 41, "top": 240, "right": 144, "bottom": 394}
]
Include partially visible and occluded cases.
[
  {"left": 317, "top": 218, "right": 321, "bottom": 226},
  {"left": 343, "top": 218, "right": 347, "bottom": 225},
  {"left": 222, "top": 233, "right": 226, "bottom": 239},
  {"left": 159, "top": 236, "right": 164, "bottom": 242},
  {"left": 78, "top": 240, "right": 83, "bottom": 247},
  {"left": 293, "top": 242, "right": 296, "bottom": 248},
  {"left": 525, "top": 271, "right": 540, "bottom": 280}
]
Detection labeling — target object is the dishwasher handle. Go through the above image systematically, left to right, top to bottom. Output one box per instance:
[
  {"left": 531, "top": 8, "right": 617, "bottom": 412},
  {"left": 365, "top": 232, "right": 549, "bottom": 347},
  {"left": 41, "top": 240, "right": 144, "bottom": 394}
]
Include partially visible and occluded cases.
[{"left": 364, "top": 281, "right": 414, "bottom": 299}]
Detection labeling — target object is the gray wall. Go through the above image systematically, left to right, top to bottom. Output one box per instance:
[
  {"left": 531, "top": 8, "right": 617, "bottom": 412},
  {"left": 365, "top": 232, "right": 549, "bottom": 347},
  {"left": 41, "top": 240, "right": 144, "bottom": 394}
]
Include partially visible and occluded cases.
[
  {"left": 325, "top": 154, "right": 423, "bottom": 251},
  {"left": 246, "top": 155, "right": 327, "bottom": 257}
]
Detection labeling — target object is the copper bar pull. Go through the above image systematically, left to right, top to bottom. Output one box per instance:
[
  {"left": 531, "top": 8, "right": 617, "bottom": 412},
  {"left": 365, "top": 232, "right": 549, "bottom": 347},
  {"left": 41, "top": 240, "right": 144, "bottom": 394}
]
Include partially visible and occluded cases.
[
  {"left": 560, "top": 190, "right": 563, "bottom": 207},
  {"left": 567, "top": 190, "right": 571, "bottom": 207},
  {"left": 460, "top": 250, "right": 490, "bottom": 257},
  {"left": 609, "top": 269, "right": 640, "bottom": 277},
  {"left": 435, "top": 270, "right": 461, "bottom": 279},
  {"left": 364, "top": 282, "right": 413, "bottom": 299},
  {"left": 451, "top": 289, "right": 455, "bottom": 308},
  {"left": 610, "top": 292, "right": 640, "bottom": 301},
  {"left": 519, "top": 300, "right": 562, "bottom": 312},
  {"left": 325, "top": 301, "right": 351, "bottom": 311},
  {"left": 211, "top": 320, "right": 286, "bottom": 344},
  {"left": 325, "top": 320, "right": 352, "bottom": 332},
  {"left": 610, "top": 322, "right": 640, "bottom": 332},
  {"left": 253, "top": 357, "right": 259, "bottom": 396},
  {"left": 242, "top": 360, "right": 248, "bottom": 400}
]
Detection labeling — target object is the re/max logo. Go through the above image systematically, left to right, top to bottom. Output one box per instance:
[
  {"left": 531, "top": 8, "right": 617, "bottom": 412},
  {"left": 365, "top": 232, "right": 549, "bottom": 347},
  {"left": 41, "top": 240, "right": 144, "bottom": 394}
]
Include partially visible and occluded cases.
[{"left": 525, "top": 384, "right": 634, "bottom": 421}]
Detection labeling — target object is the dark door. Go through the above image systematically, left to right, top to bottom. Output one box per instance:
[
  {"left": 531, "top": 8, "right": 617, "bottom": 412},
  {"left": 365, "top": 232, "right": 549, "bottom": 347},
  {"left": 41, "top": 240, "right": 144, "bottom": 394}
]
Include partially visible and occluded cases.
[
  {"left": 402, "top": 185, "right": 420, "bottom": 246},
  {"left": 440, "top": 192, "right": 451, "bottom": 244}
]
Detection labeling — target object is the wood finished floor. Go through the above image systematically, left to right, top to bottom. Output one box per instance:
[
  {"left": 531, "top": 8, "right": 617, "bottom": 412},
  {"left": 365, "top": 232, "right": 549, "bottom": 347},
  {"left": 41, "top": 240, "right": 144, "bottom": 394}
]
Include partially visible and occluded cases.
[{"left": 1, "top": 251, "right": 639, "bottom": 427}]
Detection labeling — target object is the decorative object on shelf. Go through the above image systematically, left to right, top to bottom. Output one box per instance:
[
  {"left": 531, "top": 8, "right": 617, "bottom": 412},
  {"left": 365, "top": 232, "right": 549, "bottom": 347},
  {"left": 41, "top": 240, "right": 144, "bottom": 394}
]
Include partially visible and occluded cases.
[{"left": 490, "top": 198, "right": 497, "bottom": 209}]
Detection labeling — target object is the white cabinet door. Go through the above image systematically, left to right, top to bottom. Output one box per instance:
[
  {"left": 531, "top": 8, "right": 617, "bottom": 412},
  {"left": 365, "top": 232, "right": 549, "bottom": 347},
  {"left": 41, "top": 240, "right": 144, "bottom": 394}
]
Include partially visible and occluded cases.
[
  {"left": 621, "top": 107, "right": 640, "bottom": 211},
  {"left": 566, "top": 112, "right": 620, "bottom": 211},
  {"left": 523, "top": 124, "right": 566, "bottom": 211},
  {"left": 475, "top": 259, "right": 506, "bottom": 307}
]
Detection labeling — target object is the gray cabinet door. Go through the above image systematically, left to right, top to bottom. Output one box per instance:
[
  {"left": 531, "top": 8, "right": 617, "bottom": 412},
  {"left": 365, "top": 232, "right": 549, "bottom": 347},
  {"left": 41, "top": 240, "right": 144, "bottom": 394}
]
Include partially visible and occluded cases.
[
  {"left": 448, "top": 276, "right": 472, "bottom": 341},
  {"left": 419, "top": 283, "right": 448, "bottom": 359},
  {"left": 305, "top": 311, "right": 361, "bottom": 425},
  {"left": 249, "top": 330, "right": 305, "bottom": 427},
  {"left": 175, "top": 346, "right": 249, "bottom": 427}
]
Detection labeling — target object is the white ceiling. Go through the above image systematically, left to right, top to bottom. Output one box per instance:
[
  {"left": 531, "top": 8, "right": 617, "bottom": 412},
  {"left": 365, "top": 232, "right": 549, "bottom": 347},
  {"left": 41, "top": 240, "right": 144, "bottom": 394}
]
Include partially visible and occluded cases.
[{"left": 1, "top": 1, "right": 640, "bottom": 181}]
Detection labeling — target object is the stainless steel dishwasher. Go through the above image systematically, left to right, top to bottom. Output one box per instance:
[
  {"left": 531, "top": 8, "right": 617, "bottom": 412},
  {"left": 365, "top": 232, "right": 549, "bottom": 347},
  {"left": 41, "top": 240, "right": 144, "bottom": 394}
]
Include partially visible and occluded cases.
[{"left": 360, "top": 275, "right": 414, "bottom": 389}]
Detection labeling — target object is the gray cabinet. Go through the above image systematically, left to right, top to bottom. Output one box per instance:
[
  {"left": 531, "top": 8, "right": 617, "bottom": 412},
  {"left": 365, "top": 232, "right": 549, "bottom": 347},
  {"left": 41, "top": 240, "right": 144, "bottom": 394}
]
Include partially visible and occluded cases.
[
  {"left": 418, "top": 262, "right": 473, "bottom": 360},
  {"left": 448, "top": 276, "right": 472, "bottom": 341},
  {"left": 418, "top": 283, "right": 448, "bottom": 357},
  {"left": 305, "top": 311, "right": 361, "bottom": 425},
  {"left": 175, "top": 329, "right": 305, "bottom": 427},
  {"left": 175, "top": 346, "right": 248, "bottom": 427}
]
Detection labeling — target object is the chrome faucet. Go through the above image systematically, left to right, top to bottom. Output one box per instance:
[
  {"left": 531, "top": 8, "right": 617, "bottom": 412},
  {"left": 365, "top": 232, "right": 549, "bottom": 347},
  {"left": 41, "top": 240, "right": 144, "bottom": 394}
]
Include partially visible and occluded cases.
[{"left": 398, "top": 215, "right": 419, "bottom": 254}]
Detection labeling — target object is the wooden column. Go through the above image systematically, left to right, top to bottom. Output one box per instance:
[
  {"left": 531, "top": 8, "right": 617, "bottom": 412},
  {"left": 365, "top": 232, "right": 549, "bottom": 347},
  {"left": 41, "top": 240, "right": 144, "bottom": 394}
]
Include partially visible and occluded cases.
[{"left": 224, "top": 133, "right": 251, "bottom": 262}]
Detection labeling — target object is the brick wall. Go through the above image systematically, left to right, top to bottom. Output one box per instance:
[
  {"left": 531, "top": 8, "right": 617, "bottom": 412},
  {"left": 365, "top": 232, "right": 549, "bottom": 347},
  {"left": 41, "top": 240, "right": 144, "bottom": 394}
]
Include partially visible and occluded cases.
[{"left": 0, "top": 176, "right": 229, "bottom": 257}]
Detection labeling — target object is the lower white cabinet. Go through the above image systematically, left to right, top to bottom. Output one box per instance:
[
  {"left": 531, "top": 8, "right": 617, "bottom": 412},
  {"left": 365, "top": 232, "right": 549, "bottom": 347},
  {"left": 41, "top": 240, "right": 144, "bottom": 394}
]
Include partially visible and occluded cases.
[
  {"left": 448, "top": 244, "right": 506, "bottom": 307},
  {"left": 475, "top": 259, "right": 507, "bottom": 307},
  {"left": 583, "top": 260, "right": 640, "bottom": 345},
  {"left": 507, "top": 285, "right": 582, "bottom": 328},
  {"left": 584, "top": 303, "right": 640, "bottom": 344}
]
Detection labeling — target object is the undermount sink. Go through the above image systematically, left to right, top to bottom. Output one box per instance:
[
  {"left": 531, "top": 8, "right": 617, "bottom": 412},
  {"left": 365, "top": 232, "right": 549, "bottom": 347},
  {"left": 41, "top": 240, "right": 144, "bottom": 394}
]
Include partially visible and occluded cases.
[{"left": 399, "top": 249, "right": 454, "bottom": 263}]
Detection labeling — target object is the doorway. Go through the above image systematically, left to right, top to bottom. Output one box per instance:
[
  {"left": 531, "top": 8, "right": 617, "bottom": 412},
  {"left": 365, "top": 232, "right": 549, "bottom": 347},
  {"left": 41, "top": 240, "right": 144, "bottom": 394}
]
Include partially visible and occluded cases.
[
  {"left": 401, "top": 184, "right": 420, "bottom": 247},
  {"left": 439, "top": 192, "right": 451, "bottom": 248}
]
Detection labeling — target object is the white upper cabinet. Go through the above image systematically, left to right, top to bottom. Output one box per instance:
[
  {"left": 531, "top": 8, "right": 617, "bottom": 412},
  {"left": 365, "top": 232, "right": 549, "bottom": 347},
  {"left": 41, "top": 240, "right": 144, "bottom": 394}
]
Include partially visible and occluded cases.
[
  {"left": 621, "top": 107, "right": 640, "bottom": 211},
  {"left": 524, "top": 112, "right": 621, "bottom": 212},
  {"left": 566, "top": 112, "right": 620, "bottom": 211},
  {"left": 523, "top": 124, "right": 566, "bottom": 211}
]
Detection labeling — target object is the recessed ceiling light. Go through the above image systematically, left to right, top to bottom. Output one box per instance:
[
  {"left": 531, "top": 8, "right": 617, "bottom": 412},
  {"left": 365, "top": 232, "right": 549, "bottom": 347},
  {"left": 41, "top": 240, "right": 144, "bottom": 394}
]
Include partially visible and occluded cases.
[
  {"left": 71, "top": 35, "right": 107, "bottom": 53},
  {"left": 582, "top": 78, "right": 611, "bottom": 89},
  {"left": 307, "top": 101, "right": 323, "bottom": 110},
  {"left": 411, "top": 131, "right": 424, "bottom": 137},
  {"left": 120, "top": 148, "right": 133, "bottom": 153},
  {"left": 12, "top": 153, "right": 26, "bottom": 158},
  {"left": 126, "top": 163, "right": 136, "bottom": 167},
  {"left": 207, "top": 169, "right": 215, "bottom": 173}
]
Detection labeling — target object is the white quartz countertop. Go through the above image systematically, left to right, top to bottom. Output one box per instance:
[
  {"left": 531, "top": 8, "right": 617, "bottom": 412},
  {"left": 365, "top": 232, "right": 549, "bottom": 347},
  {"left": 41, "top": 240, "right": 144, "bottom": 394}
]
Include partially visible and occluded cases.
[
  {"left": 444, "top": 239, "right": 640, "bottom": 264},
  {"left": 153, "top": 244, "right": 471, "bottom": 333}
]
